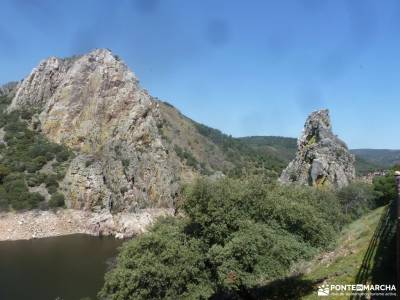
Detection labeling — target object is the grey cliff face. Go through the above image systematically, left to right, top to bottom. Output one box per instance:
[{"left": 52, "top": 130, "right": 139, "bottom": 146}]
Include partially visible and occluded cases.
[
  {"left": 9, "top": 49, "right": 179, "bottom": 212},
  {"left": 279, "top": 109, "right": 355, "bottom": 188}
]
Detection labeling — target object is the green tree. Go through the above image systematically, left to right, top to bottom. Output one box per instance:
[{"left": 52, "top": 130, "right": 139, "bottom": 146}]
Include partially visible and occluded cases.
[
  {"left": 0, "top": 164, "right": 10, "bottom": 183},
  {"left": 373, "top": 166, "right": 400, "bottom": 206},
  {"left": 337, "top": 182, "right": 378, "bottom": 220},
  {"left": 49, "top": 192, "right": 65, "bottom": 208},
  {"left": 100, "top": 218, "right": 214, "bottom": 300}
]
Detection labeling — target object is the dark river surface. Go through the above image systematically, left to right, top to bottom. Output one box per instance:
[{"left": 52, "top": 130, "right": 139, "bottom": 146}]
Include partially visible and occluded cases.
[{"left": 0, "top": 234, "right": 124, "bottom": 300}]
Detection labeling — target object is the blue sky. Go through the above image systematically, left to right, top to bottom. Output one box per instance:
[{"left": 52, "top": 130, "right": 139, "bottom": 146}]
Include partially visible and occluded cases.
[{"left": 0, "top": 0, "right": 399, "bottom": 149}]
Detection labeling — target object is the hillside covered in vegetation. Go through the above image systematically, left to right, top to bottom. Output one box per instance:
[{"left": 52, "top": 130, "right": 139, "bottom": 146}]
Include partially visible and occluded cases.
[
  {"left": 0, "top": 94, "right": 72, "bottom": 211},
  {"left": 159, "top": 101, "right": 385, "bottom": 180},
  {"left": 352, "top": 149, "right": 400, "bottom": 169},
  {"left": 100, "top": 174, "right": 392, "bottom": 299}
]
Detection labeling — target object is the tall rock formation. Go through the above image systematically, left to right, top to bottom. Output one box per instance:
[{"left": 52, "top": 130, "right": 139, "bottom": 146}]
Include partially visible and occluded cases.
[
  {"left": 9, "top": 49, "right": 179, "bottom": 212},
  {"left": 279, "top": 109, "right": 355, "bottom": 188}
]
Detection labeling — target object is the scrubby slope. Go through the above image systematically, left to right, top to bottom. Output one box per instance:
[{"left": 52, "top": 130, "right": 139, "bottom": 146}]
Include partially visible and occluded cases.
[
  {"left": 0, "top": 94, "right": 73, "bottom": 211},
  {"left": 158, "top": 101, "right": 291, "bottom": 178},
  {"left": 238, "top": 136, "right": 297, "bottom": 162},
  {"left": 352, "top": 149, "right": 400, "bottom": 169},
  {"left": 302, "top": 203, "right": 396, "bottom": 299}
]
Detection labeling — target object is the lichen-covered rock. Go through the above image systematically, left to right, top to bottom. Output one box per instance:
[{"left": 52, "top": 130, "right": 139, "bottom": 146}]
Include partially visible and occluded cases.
[
  {"left": 9, "top": 49, "right": 179, "bottom": 212},
  {"left": 279, "top": 109, "right": 355, "bottom": 188}
]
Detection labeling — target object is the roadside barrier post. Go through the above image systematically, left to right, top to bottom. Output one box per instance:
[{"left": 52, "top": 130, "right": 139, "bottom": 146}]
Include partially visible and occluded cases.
[{"left": 394, "top": 171, "right": 400, "bottom": 295}]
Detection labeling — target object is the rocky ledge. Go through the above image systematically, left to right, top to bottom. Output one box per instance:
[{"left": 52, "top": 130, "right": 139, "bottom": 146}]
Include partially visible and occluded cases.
[{"left": 0, "top": 208, "right": 173, "bottom": 241}]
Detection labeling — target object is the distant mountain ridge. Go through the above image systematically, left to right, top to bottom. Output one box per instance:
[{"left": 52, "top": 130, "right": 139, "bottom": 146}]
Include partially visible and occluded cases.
[
  {"left": 229, "top": 135, "right": 397, "bottom": 175},
  {"left": 351, "top": 149, "right": 400, "bottom": 169}
]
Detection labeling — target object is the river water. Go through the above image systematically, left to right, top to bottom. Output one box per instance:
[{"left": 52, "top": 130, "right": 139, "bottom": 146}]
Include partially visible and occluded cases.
[{"left": 0, "top": 234, "right": 124, "bottom": 300}]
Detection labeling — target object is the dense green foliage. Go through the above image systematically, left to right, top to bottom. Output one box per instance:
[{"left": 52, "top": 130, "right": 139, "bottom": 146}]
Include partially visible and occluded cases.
[
  {"left": 0, "top": 96, "right": 71, "bottom": 211},
  {"left": 372, "top": 165, "right": 400, "bottom": 206},
  {"left": 101, "top": 177, "right": 377, "bottom": 299},
  {"left": 182, "top": 178, "right": 345, "bottom": 249},
  {"left": 337, "top": 182, "right": 378, "bottom": 220},
  {"left": 49, "top": 192, "right": 66, "bottom": 207},
  {"left": 101, "top": 218, "right": 214, "bottom": 299}
]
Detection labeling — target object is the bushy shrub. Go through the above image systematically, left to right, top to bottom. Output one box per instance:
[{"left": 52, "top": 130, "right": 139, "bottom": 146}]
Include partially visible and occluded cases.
[
  {"left": 0, "top": 109, "right": 72, "bottom": 210},
  {"left": 56, "top": 150, "right": 70, "bottom": 162},
  {"left": 26, "top": 156, "right": 48, "bottom": 173},
  {"left": 0, "top": 164, "right": 10, "bottom": 183},
  {"left": 373, "top": 166, "right": 400, "bottom": 206},
  {"left": 1, "top": 173, "right": 45, "bottom": 210},
  {"left": 26, "top": 173, "right": 47, "bottom": 187},
  {"left": 3, "top": 174, "right": 28, "bottom": 194},
  {"left": 44, "top": 174, "right": 59, "bottom": 189},
  {"left": 101, "top": 177, "right": 372, "bottom": 299},
  {"left": 182, "top": 177, "right": 344, "bottom": 248},
  {"left": 337, "top": 182, "right": 378, "bottom": 220},
  {"left": 47, "top": 185, "right": 58, "bottom": 194},
  {"left": 26, "top": 192, "right": 45, "bottom": 208},
  {"left": 49, "top": 192, "right": 65, "bottom": 208},
  {"left": 100, "top": 218, "right": 214, "bottom": 300},
  {"left": 207, "top": 221, "right": 314, "bottom": 293}
]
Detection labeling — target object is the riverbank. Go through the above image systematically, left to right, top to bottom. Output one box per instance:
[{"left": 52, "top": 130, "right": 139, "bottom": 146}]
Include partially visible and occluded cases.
[{"left": 0, "top": 208, "right": 174, "bottom": 241}]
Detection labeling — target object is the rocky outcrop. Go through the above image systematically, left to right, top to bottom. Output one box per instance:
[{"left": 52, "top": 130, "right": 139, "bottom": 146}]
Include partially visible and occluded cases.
[
  {"left": 9, "top": 49, "right": 179, "bottom": 212},
  {"left": 279, "top": 109, "right": 355, "bottom": 188}
]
